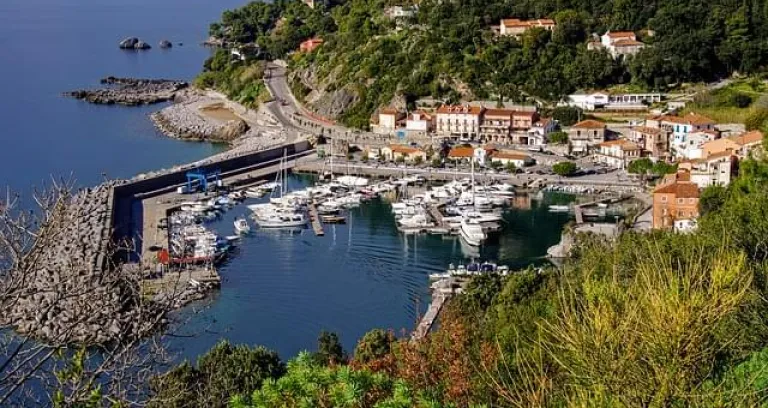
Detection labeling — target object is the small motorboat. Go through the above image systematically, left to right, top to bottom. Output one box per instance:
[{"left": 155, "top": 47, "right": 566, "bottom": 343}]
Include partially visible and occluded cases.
[
  {"left": 548, "top": 205, "right": 570, "bottom": 212},
  {"left": 321, "top": 215, "right": 346, "bottom": 224},
  {"left": 234, "top": 217, "right": 251, "bottom": 234}
]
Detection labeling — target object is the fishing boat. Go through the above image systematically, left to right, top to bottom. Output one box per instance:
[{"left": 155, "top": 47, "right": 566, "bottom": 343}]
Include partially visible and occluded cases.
[
  {"left": 256, "top": 211, "right": 308, "bottom": 228},
  {"left": 321, "top": 215, "right": 346, "bottom": 224},
  {"left": 234, "top": 217, "right": 251, "bottom": 234}
]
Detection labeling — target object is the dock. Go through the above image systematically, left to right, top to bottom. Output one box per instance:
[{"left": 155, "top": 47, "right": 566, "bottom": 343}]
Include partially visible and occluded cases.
[
  {"left": 308, "top": 201, "right": 325, "bottom": 236},
  {"left": 411, "top": 293, "right": 449, "bottom": 341}
]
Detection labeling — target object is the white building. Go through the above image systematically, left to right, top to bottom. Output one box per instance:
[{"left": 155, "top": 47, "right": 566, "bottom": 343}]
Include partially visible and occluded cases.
[
  {"left": 385, "top": 5, "right": 417, "bottom": 18},
  {"left": 499, "top": 18, "right": 555, "bottom": 37},
  {"left": 599, "top": 31, "right": 645, "bottom": 58},
  {"left": 565, "top": 92, "right": 662, "bottom": 111},
  {"left": 435, "top": 105, "right": 485, "bottom": 141},
  {"left": 371, "top": 108, "right": 403, "bottom": 134},
  {"left": 405, "top": 111, "right": 433, "bottom": 133},
  {"left": 527, "top": 118, "right": 557, "bottom": 146},
  {"left": 568, "top": 120, "right": 607, "bottom": 154},
  {"left": 673, "top": 130, "right": 719, "bottom": 160},
  {"left": 595, "top": 139, "right": 642, "bottom": 169},
  {"left": 488, "top": 151, "right": 534, "bottom": 168},
  {"left": 681, "top": 151, "right": 737, "bottom": 189}
]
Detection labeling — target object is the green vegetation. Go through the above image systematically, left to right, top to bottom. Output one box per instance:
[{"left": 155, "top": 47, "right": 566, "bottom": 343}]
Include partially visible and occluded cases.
[
  {"left": 206, "top": 0, "right": 768, "bottom": 129},
  {"left": 195, "top": 58, "right": 272, "bottom": 108},
  {"left": 683, "top": 80, "right": 768, "bottom": 125},
  {"left": 550, "top": 107, "right": 583, "bottom": 127},
  {"left": 547, "top": 131, "right": 568, "bottom": 145},
  {"left": 147, "top": 153, "right": 768, "bottom": 407},
  {"left": 627, "top": 158, "right": 677, "bottom": 177},
  {"left": 505, "top": 161, "right": 517, "bottom": 173},
  {"left": 552, "top": 161, "right": 577, "bottom": 176}
]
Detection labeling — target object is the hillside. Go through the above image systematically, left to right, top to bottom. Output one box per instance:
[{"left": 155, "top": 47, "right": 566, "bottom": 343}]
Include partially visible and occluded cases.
[{"left": 204, "top": 0, "right": 768, "bottom": 128}]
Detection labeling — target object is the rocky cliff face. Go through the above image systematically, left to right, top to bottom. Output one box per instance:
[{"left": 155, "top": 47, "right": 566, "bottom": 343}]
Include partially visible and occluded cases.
[{"left": 289, "top": 65, "right": 359, "bottom": 120}]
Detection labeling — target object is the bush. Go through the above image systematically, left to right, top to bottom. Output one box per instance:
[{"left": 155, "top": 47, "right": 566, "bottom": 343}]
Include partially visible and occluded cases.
[
  {"left": 729, "top": 93, "right": 753, "bottom": 108},
  {"left": 552, "top": 107, "right": 583, "bottom": 127},
  {"left": 745, "top": 108, "right": 768, "bottom": 131},
  {"left": 548, "top": 131, "right": 569, "bottom": 145},
  {"left": 552, "top": 161, "right": 577, "bottom": 176}
]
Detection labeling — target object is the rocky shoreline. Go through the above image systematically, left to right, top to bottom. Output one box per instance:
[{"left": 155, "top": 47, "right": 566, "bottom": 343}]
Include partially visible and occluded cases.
[{"left": 64, "top": 77, "right": 188, "bottom": 106}]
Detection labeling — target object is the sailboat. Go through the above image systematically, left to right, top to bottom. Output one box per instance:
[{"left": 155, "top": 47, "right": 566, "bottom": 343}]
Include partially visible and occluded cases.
[
  {"left": 251, "top": 150, "right": 309, "bottom": 229},
  {"left": 459, "top": 158, "right": 487, "bottom": 247}
]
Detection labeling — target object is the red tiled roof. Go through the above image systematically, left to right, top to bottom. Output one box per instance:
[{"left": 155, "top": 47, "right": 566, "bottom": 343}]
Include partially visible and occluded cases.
[
  {"left": 606, "top": 31, "right": 635, "bottom": 38},
  {"left": 613, "top": 39, "right": 644, "bottom": 47},
  {"left": 436, "top": 105, "right": 484, "bottom": 115},
  {"left": 380, "top": 108, "right": 400, "bottom": 115},
  {"left": 484, "top": 108, "right": 513, "bottom": 118},
  {"left": 408, "top": 110, "right": 432, "bottom": 120},
  {"left": 660, "top": 113, "right": 715, "bottom": 126},
  {"left": 572, "top": 119, "right": 606, "bottom": 129},
  {"left": 633, "top": 126, "right": 662, "bottom": 135},
  {"left": 729, "top": 130, "right": 764, "bottom": 146},
  {"left": 599, "top": 139, "right": 640, "bottom": 150},
  {"left": 388, "top": 144, "right": 423, "bottom": 155},
  {"left": 448, "top": 146, "right": 475, "bottom": 158},
  {"left": 705, "top": 149, "right": 736, "bottom": 161},
  {"left": 491, "top": 151, "right": 530, "bottom": 160},
  {"left": 654, "top": 182, "right": 700, "bottom": 198}
]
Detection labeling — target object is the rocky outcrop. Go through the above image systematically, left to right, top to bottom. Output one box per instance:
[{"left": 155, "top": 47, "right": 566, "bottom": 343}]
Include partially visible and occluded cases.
[
  {"left": 119, "top": 37, "right": 151, "bottom": 50},
  {"left": 159, "top": 40, "right": 173, "bottom": 49},
  {"left": 290, "top": 66, "right": 359, "bottom": 120},
  {"left": 64, "top": 77, "right": 188, "bottom": 106}
]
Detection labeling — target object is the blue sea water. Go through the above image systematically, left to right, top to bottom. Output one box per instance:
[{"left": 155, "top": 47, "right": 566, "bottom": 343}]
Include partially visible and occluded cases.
[{"left": 0, "top": 0, "right": 572, "bottom": 362}]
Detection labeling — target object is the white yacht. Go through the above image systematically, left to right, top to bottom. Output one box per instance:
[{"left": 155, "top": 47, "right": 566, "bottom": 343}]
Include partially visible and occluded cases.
[
  {"left": 255, "top": 211, "right": 308, "bottom": 228},
  {"left": 460, "top": 216, "right": 487, "bottom": 247},
  {"left": 234, "top": 217, "right": 251, "bottom": 234}
]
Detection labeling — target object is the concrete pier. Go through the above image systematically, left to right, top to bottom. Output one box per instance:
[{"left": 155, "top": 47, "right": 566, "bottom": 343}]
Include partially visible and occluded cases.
[
  {"left": 308, "top": 201, "right": 324, "bottom": 236},
  {"left": 412, "top": 293, "right": 449, "bottom": 341}
]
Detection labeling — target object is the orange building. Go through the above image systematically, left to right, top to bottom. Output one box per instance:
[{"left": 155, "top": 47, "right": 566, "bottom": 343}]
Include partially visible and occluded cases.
[
  {"left": 299, "top": 38, "right": 323, "bottom": 53},
  {"left": 652, "top": 171, "right": 700, "bottom": 231}
]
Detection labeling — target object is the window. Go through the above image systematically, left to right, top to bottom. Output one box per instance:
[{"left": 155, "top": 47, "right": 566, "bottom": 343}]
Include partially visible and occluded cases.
[
  {"left": 661, "top": 196, "right": 667, "bottom": 202},
  {"left": 678, "top": 198, "right": 684, "bottom": 204},
  {"left": 689, "top": 198, "right": 694, "bottom": 204}
]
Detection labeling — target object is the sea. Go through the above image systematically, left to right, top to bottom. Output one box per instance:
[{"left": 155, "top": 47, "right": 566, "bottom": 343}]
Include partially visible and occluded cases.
[{"left": 0, "top": 0, "right": 573, "bottom": 361}]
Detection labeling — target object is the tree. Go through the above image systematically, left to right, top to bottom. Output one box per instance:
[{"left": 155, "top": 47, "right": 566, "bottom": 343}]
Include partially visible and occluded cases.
[
  {"left": 551, "top": 107, "right": 582, "bottom": 127},
  {"left": 548, "top": 131, "right": 568, "bottom": 145},
  {"left": 361, "top": 152, "right": 369, "bottom": 162},
  {"left": 395, "top": 155, "right": 406, "bottom": 164},
  {"left": 413, "top": 155, "right": 424, "bottom": 166},
  {"left": 431, "top": 157, "right": 443, "bottom": 168},
  {"left": 627, "top": 157, "right": 653, "bottom": 175},
  {"left": 489, "top": 160, "right": 503, "bottom": 171},
  {"left": 505, "top": 161, "right": 517, "bottom": 173},
  {"left": 552, "top": 161, "right": 578, "bottom": 176},
  {"left": 651, "top": 161, "right": 677, "bottom": 176},
  {"left": 699, "top": 185, "right": 727, "bottom": 216},
  {"left": 353, "top": 329, "right": 395, "bottom": 365},
  {"left": 314, "top": 331, "right": 346, "bottom": 365},
  {"left": 148, "top": 341, "right": 285, "bottom": 408}
]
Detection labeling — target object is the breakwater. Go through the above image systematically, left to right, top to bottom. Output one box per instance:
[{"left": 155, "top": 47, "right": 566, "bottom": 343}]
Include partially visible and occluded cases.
[
  {"left": 64, "top": 77, "right": 188, "bottom": 106},
  {"left": 10, "top": 141, "right": 311, "bottom": 345}
]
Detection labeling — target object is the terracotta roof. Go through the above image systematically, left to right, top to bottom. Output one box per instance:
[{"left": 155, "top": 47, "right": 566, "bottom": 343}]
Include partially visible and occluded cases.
[
  {"left": 501, "top": 18, "right": 555, "bottom": 28},
  {"left": 606, "top": 31, "right": 635, "bottom": 38},
  {"left": 613, "top": 39, "right": 644, "bottom": 47},
  {"left": 436, "top": 105, "right": 484, "bottom": 115},
  {"left": 380, "top": 108, "right": 400, "bottom": 115},
  {"left": 484, "top": 108, "right": 513, "bottom": 118},
  {"left": 408, "top": 110, "right": 432, "bottom": 121},
  {"left": 512, "top": 110, "right": 537, "bottom": 118},
  {"left": 661, "top": 113, "right": 715, "bottom": 126},
  {"left": 534, "top": 118, "right": 552, "bottom": 127},
  {"left": 571, "top": 119, "right": 606, "bottom": 129},
  {"left": 633, "top": 126, "right": 662, "bottom": 135},
  {"left": 690, "top": 129, "right": 719, "bottom": 136},
  {"left": 729, "top": 130, "right": 764, "bottom": 146},
  {"left": 599, "top": 140, "right": 640, "bottom": 150},
  {"left": 388, "top": 144, "right": 423, "bottom": 155},
  {"left": 447, "top": 146, "right": 475, "bottom": 158},
  {"left": 705, "top": 150, "right": 736, "bottom": 161},
  {"left": 491, "top": 151, "right": 530, "bottom": 160},
  {"left": 654, "top": 182, "right": 700, "bottom": 198}
]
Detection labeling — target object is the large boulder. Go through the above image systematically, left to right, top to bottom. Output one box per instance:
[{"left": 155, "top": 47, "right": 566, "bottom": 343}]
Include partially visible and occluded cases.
[
  {"left": 119, "top": 37, "right": 139, "bottom": 49},
  {"left": 159, "top": 40, "right": 173, "bottom": 49},
  {"left": 134, "top": 41, "right": 151, "bottom": 50},
  {"left": 217, "top": 119, "right": 249, "bottom": 141}
]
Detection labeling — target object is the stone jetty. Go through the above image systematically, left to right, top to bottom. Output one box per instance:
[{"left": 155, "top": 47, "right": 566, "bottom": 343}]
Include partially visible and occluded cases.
[
  {"left": 64, "top": 77, "right": 188, "bottom": 106},
  {"left": 1, "top": 182, "right": 163, "bottom": 345}
]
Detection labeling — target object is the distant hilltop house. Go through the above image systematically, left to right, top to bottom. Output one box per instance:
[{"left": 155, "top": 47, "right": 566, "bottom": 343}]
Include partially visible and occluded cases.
[
  {"left": 385, "top": 5, "right": 417, "bottom": 19},
  {"left": 498, "top": 18, "right": 555, "bottom": 37},
  {"left": 588, "top": 31, "right": 645, "bottom": 58},
  {"left": 299, "top": 38, "right": 323, "bottom": 53},
  {"left": 565, "top": 91, "right": 662, "bottom": 111}
]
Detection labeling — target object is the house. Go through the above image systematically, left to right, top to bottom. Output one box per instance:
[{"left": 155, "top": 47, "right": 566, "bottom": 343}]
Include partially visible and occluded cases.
[
  {"left": 385, "top": 5, "right": 417, "bottom": 19},
  {"left": 499, "top": 18, "right": 555, "bottom": 36},
  {"left": 598, "top": 31, "right": 645, "bottom": 58},
  {"left": 299, "top": 38, "right": 323, "bottom": 53},
  {"left": 565, "top": 92, "right": 662, "bottom": 111},
  {"left": 435, "top": 105, "right": 485, "bottom": 141},
  {"left": 378, "top": 108, "right": 403, "bottom": 130},
  {"left": 478, "top": 109, "right": 514, "bottom": 143},
  {"left": 405, "top": 111, "right": 434, "bottom": 133},
  {"left": 656, "top": 113, "right": 716, "bottom": 144},
  {"left": 527, "top": 118, "right": 558, "bottom": 146},
  {"left": 568, "top": 120, "right": 607, "bottom": 154},
  {"left": 630, "top": 126, "right": 669, "bottom": 160},
  {"left": 673, "top": 130, "right": 719, "bottom": 160},
  {"left": 728, "top": 130, "right": 764, "bottom": 157},
  {"left": 700, "top": 138, "right": 741, "bottom": 159},
  {"left": 595, "top": 140, "right": 642, "bottom": 169},
  {"left": 380, "top": 144, "right": 428, "bottom": 162},
  {"left": 447, "top": 146, "right": 475, "bottom": 163},
  {"left": 488, "top": 150, "right": 535, "bottom": 168},
  {"left": 679, "top": 151, "right": 737, "bottom": 189},
  {"left": 652, "top": 170, "right": 700, "bottom": 231}
]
